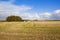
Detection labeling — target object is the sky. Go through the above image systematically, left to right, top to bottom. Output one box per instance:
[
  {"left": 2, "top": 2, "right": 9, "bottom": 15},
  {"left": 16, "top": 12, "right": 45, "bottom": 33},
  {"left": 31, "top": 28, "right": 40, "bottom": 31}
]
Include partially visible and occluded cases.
[{"left": 0, "top": 0, "right": 60, "bottom": 20}]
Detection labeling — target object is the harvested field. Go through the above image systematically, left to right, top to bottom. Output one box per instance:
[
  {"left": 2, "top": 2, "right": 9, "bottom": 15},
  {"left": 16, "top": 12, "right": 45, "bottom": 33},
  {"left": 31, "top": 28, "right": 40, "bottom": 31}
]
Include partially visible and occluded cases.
[{"left": 0, "top": 21, "right": 60, "bottom": 40}]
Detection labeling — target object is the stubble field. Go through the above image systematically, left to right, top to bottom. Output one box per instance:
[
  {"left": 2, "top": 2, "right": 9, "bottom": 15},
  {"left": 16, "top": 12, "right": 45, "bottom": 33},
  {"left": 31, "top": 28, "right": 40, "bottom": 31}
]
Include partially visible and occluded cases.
[{"left": 0, "top": 21, "right": 60, "bottom": 40}]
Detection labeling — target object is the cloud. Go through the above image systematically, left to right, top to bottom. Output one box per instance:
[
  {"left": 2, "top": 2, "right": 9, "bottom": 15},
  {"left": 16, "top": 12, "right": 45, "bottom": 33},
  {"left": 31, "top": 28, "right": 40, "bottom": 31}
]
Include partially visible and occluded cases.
[
  {"left": 0, "top": 0, "right": 60, "bottom": 20},
  {"left": 0, "top": 0, "right": 55, "bottom": 20},
  {"left": 0, "top": 1, "right": 32, "bottom": 20},
  {"left": 52, "top": 9, "right": 60, "bottom": 20},
  {"left": 54, "top": 9, "right": 60, "bottom": 14},
  {"left": 21, "top": 12, "right": 52, "bottom": 20},
  {"left": 38, "top": 12, "right": 52, "bottom": 20},
  {"left": 20, "top": 13, "right": 40, "bottom": 20}
]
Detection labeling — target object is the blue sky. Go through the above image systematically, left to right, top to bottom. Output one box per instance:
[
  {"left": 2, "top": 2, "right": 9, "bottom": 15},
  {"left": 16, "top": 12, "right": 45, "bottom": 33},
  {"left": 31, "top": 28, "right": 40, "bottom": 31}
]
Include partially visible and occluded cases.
[
  {"left": 0, "top": 0, "right": 60, "bottom": 20},
  {"left": 14, "top": 0, "right": 60, "bottom": 12}
]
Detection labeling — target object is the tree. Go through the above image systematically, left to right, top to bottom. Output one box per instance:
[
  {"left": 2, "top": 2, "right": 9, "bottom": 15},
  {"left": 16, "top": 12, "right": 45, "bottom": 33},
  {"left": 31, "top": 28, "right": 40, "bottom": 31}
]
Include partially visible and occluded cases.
[{"left": 6, "top": 15, "right": 22, "bottom": 21}]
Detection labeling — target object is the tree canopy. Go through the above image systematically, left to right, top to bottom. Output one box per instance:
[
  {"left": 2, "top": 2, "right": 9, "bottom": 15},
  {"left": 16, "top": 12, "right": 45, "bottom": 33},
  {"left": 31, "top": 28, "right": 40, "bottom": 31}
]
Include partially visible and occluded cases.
[{"left": 6, "top": 16, "right": 22, "bottom": 21}]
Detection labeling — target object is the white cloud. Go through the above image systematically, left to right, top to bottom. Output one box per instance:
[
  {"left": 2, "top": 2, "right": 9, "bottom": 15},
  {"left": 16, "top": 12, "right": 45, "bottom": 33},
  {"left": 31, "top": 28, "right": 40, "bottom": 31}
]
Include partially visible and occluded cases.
[
  {"left": 0, "top": 0, "right": 60, "bottom": 20},
  {"left": 0, "top": 1, "right": 32, "bottom": 20},
  {"left": 0, "top": 1, "right": 52, "bottom": 20},
  {"left": 54, "top": 9, "right": 60, "bottom": 14},
  {"left": 54, "top": 9, "right": 60, "bottom": 17},
  {"left": 21, "top": 12, "right": 52, "bottom": 20},
  {"left": 39, "top": 12, "right": 52, "bottom": 20},
  {"left": 20, "top": 13, "right": 40, "bottom": 20}
]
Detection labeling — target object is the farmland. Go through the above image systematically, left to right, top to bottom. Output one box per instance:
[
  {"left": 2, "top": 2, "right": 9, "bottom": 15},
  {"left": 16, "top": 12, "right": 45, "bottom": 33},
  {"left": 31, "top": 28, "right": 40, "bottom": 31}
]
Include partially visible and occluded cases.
[{"left": 0, "top": 21, "right": 60, "bottom": 40}]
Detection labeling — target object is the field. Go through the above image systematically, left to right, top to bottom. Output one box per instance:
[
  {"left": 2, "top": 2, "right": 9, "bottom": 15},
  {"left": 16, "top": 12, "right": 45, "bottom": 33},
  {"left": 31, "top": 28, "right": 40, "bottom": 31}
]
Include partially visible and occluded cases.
[{"left": 0, "top": 21, "right": 60, "bottom": 40}]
